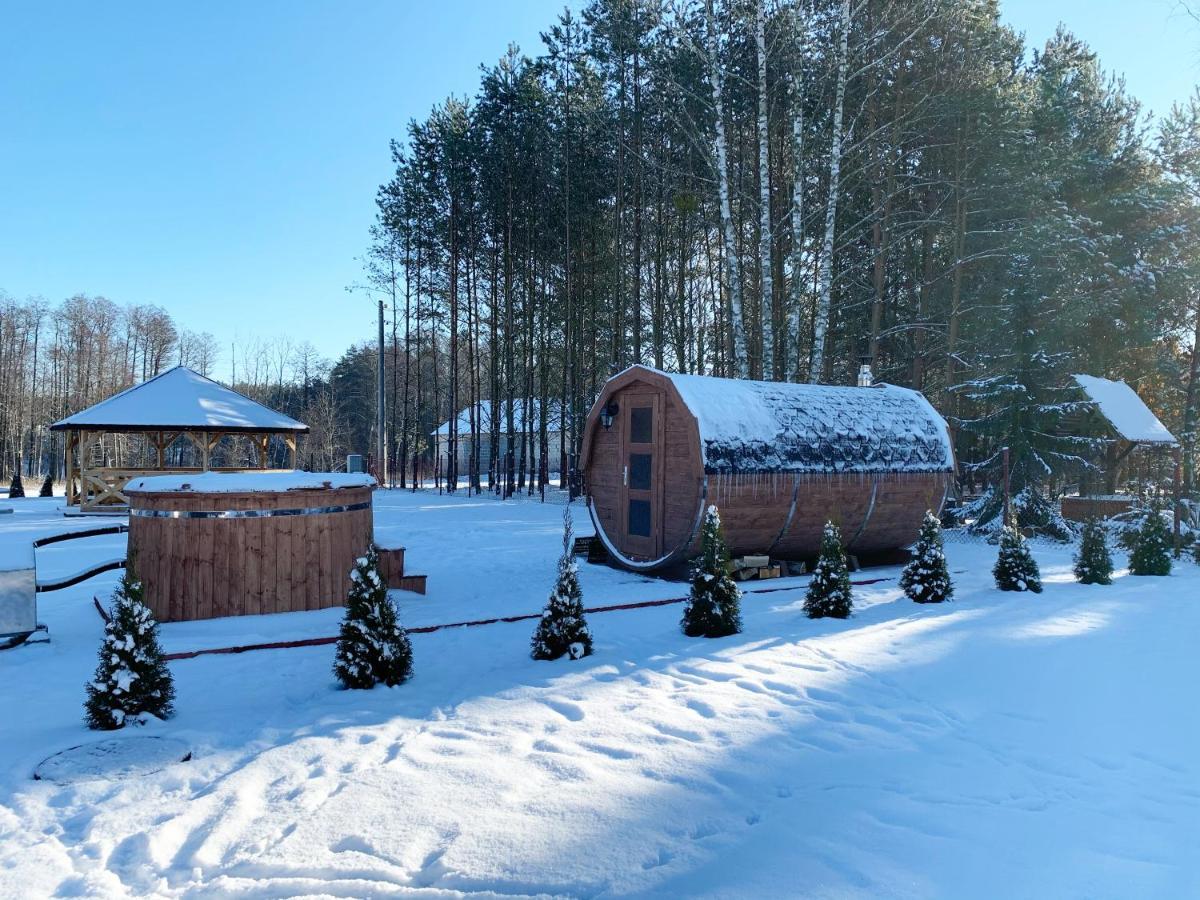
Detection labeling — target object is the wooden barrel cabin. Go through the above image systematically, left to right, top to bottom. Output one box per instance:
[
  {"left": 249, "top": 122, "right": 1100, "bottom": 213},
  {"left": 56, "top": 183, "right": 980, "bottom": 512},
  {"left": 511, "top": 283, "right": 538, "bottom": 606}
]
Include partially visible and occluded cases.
[
  {"left": 580, "top": 366, "right": 954, "bottom": 571},
  {"left": 125, "top": 471, "right": 375, "bottom": 622}
]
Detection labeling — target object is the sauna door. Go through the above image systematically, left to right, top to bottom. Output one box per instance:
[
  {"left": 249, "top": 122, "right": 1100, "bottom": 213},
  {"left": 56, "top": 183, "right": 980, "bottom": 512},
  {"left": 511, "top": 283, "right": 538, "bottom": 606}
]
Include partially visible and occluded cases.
[{"left": 620, "top": 392, "right": 663, "bottom": 559}]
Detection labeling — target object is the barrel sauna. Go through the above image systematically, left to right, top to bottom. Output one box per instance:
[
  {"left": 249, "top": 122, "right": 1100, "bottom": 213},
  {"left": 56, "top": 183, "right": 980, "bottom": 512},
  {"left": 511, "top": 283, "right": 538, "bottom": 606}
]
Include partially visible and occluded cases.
[
  {"left": 580, "top": 366, "right": 954, "bottom": 572},
  {"left": 124, "top": 472, "right": 375, "bottom": 622}
]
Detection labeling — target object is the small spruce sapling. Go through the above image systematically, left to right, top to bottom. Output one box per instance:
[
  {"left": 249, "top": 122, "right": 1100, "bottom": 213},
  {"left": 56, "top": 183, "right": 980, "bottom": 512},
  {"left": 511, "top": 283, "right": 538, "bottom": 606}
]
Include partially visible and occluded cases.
[
  {"left": 8, "top": 472, "right": 24, "bottom": 499},
  {"left": 39, "top": 474, "right": 53, "bottom": 498},
  {"left": 1129, "top": 501, "right": 1172, "bottom": 576},
  {"left": 681, "top": 505, "right": 743, "bottom": 638},
  {"left": 531, "top": 506, "right": 594, "bottom": 660},
  {"left": 900, "top": 510, "right": 953, "bottom": 603},
  {"left": 993, "top": 514, "right": 1042, "bottom": 593},
  {"left": 1074, "top": 518, "right": 1113, "bottom": 585},
  {"left": 804, "top": 521, "right": 853, "bottom": 619},
  {"left": 333, "top": 547, "right": 414, "bottom": 689},
  {"left": 84, "top": 567, "right": 175, "bottom": 730}
]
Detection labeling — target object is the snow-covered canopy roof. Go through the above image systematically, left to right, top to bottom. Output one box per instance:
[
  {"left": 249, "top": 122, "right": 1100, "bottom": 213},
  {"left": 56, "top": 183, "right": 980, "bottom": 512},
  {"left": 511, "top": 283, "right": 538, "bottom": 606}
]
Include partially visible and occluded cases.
[
  {"left": 50, "top": 366, "right": 308, "bottom": 433},
  {"left": 634, "top": 367, "right": 954, "bottom": 475},
  {"left": 1072, "top": 374, "right": 1176, "bottom": 445},
  {"left": 432, "top": 399, "right": 562, "bottom": 437},
  {"left": 124, "top": 471, "right": 373, "bottom": 494}
]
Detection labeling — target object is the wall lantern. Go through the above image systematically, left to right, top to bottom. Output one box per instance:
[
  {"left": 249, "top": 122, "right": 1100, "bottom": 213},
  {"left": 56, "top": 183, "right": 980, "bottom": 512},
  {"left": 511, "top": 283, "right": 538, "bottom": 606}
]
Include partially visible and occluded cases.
[{"left": 600, "top": 400, "right": 620, "bottom": 430}]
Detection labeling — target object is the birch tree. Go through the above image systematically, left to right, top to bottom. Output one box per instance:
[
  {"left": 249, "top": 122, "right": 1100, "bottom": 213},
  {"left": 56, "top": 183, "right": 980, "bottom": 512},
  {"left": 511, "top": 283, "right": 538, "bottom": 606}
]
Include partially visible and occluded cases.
[{"left": 808, "top": 0, "right": 850, "bottom": 384}]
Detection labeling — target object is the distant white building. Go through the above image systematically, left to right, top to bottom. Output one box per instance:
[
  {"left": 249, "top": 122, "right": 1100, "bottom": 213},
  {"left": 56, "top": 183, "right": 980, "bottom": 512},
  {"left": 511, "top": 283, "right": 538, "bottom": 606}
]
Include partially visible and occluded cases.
[{"left": 432, "top": 400, "right": 563, "bottom": 477}]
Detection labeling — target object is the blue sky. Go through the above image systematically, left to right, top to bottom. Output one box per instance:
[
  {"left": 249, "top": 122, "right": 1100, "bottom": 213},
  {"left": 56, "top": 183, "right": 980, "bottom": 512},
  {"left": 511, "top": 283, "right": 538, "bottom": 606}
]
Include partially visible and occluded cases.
[{"left": 1, "top": 1, "right": 1196, "bottom": 379}]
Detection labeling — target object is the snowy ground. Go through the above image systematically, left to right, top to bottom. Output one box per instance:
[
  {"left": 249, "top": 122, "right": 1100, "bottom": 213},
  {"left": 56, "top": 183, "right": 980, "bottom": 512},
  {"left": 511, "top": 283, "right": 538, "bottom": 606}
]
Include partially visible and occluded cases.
[{"left": 1, "top": 491, "right": 1198, "bottom": 898}]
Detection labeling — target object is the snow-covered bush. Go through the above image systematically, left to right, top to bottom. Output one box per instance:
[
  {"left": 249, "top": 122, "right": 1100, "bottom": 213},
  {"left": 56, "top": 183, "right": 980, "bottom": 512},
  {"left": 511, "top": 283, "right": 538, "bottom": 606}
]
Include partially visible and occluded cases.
[
  {"left": 8, "top": 472, "right": 24, "bottom": 499},
  {"left": 39, "top": 474, "right": 53, "bottom": 497},
  {"left": 1129, "top": 502, "right": 1172, "bottom": 577},
  {"left": 681, "top": 505, "right": 742, "bottom": 638},
  {"left": 531, "top": 507, "right": 593, "bottom": 660},
  {"left": 900, "top": 511, "right": 953, "bottom": 604},
  {"left": 993, "top": 518, "right": 1042, "bottom": 593},
  {"left": 1074, "top": 518, "right": 1113, "bottom": 585},
  {"left": 804, "top": 521, "right": 853, "bottom": 619},
  {"left": 333, "top": 547, "right": 413, "bottom": 688},
  {"left": 85, "top": 570, "right": 175, "bottom": 730}
]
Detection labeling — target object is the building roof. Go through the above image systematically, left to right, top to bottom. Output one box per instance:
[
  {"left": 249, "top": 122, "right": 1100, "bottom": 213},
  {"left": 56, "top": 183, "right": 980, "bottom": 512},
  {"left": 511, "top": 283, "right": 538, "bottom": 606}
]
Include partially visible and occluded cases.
[
  {"left": 50, "top": 366, "right": 308, "bottom": 433},
  {"left": 626, "top": 366, "right": 955, "bottom": 475},
  {"left": 1072, "top": 374, "right": 1177, "bottom": 445},
  {"left": 432, "top": 399, "right": 562, "bottom": 437}
]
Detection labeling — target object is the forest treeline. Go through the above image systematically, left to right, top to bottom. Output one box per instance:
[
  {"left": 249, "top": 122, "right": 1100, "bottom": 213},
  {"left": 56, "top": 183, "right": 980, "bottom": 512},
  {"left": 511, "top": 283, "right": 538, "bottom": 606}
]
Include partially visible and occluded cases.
[{"left": 5, "top": 0, "right": 1200, "bottom": 528}]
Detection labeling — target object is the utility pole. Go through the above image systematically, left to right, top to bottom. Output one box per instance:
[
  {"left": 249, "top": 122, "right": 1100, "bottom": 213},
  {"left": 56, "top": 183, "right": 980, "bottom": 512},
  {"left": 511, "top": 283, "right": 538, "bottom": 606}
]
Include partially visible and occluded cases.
[{"left": 377, "top": 299, "right": 387, "bottom": 486}]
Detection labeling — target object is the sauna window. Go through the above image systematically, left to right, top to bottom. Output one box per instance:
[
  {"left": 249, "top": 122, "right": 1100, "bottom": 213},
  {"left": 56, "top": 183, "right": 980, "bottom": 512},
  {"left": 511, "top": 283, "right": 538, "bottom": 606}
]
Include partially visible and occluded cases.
[
  {"left": 630, "top": 406, "right": 653, "bottom": 444},
  {"left": 629, "top": 453, "right": 652, "bottom": 490},
  {"left": 628, "top": 499, "right": 651, "bottom": 537}
]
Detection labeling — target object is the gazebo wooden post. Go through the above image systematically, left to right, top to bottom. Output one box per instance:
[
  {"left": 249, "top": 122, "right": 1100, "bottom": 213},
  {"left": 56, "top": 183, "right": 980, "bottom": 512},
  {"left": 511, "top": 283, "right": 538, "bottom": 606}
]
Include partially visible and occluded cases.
[
  {"left": 65, "top": 429, "right": 77, "bottom": 506},
  {"left": 257, "top": 433, "right": 269, "bottom": 469},
  {"left": 286, "top": 433, "right": 297, "bottom": 469},
  {"left": 1173, "top": 446, "right": 1183, "bottom": 558}
]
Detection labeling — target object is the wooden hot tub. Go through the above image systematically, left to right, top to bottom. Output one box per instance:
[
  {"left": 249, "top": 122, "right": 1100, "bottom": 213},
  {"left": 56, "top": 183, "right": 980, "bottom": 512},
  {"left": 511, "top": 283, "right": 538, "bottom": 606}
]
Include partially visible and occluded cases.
[{"left": 124, "top": 472, "right": 375, "bottom": 622}]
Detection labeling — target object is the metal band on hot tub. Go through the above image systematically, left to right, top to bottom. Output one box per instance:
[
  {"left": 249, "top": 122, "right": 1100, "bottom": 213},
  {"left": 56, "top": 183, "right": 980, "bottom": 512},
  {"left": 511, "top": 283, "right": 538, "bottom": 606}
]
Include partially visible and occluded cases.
[{"left": 129, "top": 500, "right": 372, "bottom": 519}]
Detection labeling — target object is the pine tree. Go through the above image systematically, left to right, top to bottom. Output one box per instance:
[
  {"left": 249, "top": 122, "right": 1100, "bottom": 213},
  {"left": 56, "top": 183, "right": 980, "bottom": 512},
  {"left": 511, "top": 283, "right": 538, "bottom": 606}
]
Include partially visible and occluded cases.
[
  {"left": 9, "top": 472, "right": 24, "bottom": 499},
  {"left": 38, "top": 475, "right": 53, "bottom": 498},
  {"left": 1129, "top": 502, "right": 1172, "bottom": 576},
  {"left": 681, "top": 505, "right": 743, "bottom": 638},
  {"left": 532, "top": 507, "right": 594, "bottom": 660},
  {"left": 900, "top": 510, "right": 953, "bottom": 603},
  {"left": 993, "top": 515, "right": 1043, "bottom": 592},
  {"left": 1074, "top": 518, "right": 1113, "bottom": 585},
  {"left": 804, "top": 521, "right": 853, "bottom": 619},
  {"left": 333, "top": 547, "right": 414, "bottom": 689},
  {"left": 85, "top": 569, "right": 175, "bottom": 730}
]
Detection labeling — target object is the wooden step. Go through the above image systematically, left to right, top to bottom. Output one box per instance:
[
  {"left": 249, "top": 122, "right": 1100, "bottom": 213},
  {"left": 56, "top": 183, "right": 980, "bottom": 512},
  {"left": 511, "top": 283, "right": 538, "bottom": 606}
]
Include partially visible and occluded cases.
[
  {"left": 377, "top": 546, "right": 406, "bottom": 583},
  {"left": 395, "top": 574, "right": 427, "bottom": 596}
]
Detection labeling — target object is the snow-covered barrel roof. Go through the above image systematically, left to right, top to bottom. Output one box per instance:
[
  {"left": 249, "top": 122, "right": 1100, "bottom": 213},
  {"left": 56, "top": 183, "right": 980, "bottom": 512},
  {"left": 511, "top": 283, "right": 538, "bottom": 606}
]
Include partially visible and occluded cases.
[
  {"left": 50, "top": 366, "right": 308, "bottom": 433},
  {"left": 641, "top": 367, "right": 954, "bottom": 475},
  {"left": 1071, "top": 374, "right": 1177, "bottom": 445},
  {"left": 124, "top": 471, "right": 375, "bottom": 494}
]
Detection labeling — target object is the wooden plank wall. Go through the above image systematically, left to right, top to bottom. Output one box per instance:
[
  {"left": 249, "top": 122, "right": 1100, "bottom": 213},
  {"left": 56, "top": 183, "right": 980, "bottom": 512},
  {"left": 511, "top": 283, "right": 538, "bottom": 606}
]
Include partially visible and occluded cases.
[{"left": 128, "top": 486, "right": 373, "bottom": 622}]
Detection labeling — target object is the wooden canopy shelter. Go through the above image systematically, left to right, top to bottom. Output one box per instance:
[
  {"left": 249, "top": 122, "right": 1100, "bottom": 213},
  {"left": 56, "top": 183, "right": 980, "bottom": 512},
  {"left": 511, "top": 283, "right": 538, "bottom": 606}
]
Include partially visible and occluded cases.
[
  {"left": 50, "top": 366, "right": 308, "bottom": 512},
  {"left": 581, "top": 366, "right": 955, "bottom": 572},
  {"left": 1059, "top": 374, "right": 1178, "bottom": 519}
]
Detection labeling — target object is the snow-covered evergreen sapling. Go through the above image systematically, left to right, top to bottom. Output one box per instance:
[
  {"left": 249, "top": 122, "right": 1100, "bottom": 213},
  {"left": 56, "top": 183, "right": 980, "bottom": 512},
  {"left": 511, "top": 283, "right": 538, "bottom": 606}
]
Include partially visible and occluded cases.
[
  {"left": 8, "top": 472, "right": 24, "bottom": 499},
  {"left": 39, "top": 474, "right": 53, "bottom": 497},
  {"left": 1129, "top": 502, "right": 1172, "bottom": 576},
  {"left": 681, "top": 505, "right": 742, "bottom": 638},
  {"left": 531, "top": 506, "right": 593, "bottom": 660},
  {"left": 900, "top": 510, "right": 953, "bottom": 603},
  {"left": 993, "top": 515, "right": 1042, "bottom": 593},
  {"left": 1074, "top": 518, "right": 1113, "bottom": 585},
  {"left": 804, "top": 521, "right": 853, "bottom": 619},
  {"left": 333, "top": 546, "right": 413, "bottom": 688},
  {"left": 85, "top": 568, "right": 175, "bottom": 730}
]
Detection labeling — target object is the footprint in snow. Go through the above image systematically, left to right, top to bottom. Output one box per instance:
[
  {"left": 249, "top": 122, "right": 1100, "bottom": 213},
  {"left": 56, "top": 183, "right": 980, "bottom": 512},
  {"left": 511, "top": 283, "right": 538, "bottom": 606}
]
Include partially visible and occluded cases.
[
  {"left": 685, "top": 698, "right": 717, "bottom": 719},
  {"left": 542, "top": 699, "right": 585, "bottom": 722}
]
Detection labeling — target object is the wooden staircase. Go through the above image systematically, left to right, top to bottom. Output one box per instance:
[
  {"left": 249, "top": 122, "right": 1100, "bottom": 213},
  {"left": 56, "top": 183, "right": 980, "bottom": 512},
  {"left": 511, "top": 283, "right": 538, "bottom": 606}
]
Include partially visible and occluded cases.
[{"left": 376, "top": 546, "right": 427, "bottom": 595}]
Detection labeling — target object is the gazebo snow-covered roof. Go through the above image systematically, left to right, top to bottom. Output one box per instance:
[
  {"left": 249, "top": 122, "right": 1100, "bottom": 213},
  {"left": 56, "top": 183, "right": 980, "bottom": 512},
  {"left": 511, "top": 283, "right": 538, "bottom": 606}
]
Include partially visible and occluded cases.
[
  {"left": 51, "top": 366, "right": 307, "bottom": 434},
  {"left": 653, "top": 369, "right": 955, "bottom": 475},
  {"left": 1071, "top": 374, "right": 1176, "bottom": 446}
]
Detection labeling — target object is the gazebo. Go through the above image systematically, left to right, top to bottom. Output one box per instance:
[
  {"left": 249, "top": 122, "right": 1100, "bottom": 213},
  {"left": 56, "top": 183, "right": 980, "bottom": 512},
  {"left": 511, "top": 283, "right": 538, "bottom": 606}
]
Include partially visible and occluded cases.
[
  {"left": 50, "top": 366, "right": 308, "bottom": 512},
  {"left": 1060, "top": 374, "right": 1178, "bottom": 521}
]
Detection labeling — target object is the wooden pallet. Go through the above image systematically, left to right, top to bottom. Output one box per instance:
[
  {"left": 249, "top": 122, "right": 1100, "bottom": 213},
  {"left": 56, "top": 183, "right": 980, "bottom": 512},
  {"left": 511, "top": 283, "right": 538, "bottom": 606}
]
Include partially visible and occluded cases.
[
  {"left": 574, "top": 535, "right": 610, "bottom": 565},
  {"left": 376, "top": 546, "right": 428, "bottom": 595},
  {"left": 731, "top": 555, "right": 782, "bottom": 581}
]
